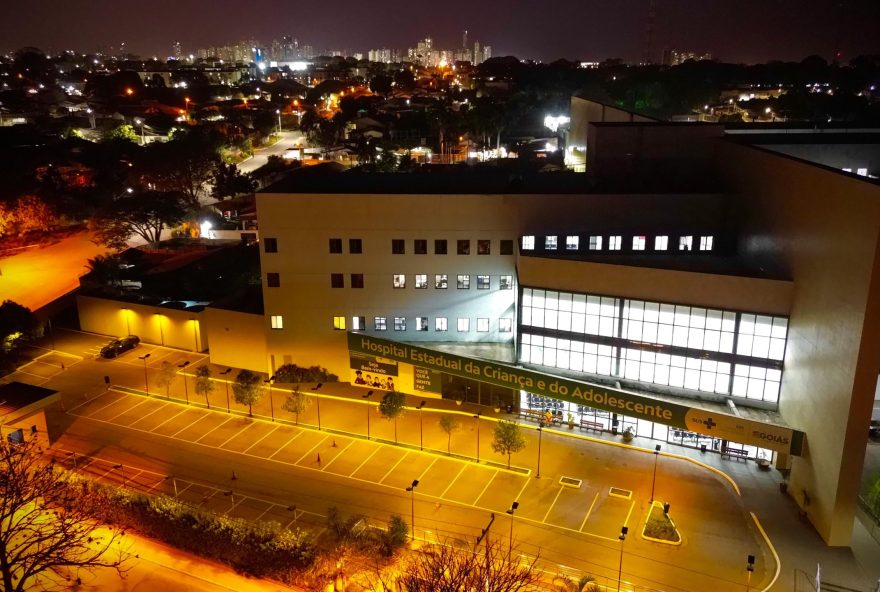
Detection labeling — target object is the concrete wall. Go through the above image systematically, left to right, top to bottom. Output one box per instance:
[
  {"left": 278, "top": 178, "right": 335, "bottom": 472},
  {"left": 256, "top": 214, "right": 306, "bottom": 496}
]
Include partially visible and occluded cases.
[
  {"left": 569, "top": 96, "right": 656, "bottom": 155},
  {"left": 719, "top": 142, "right": 880, "bottom": 546},
  {"left": 758, "top": 143, "right": 879, "bottom": 178},
  {"left": 76, "top": 295, "right": 208, "bottom": 352},
  {"left": 204, "top": 307, "right": 267, "bottom": 372}
]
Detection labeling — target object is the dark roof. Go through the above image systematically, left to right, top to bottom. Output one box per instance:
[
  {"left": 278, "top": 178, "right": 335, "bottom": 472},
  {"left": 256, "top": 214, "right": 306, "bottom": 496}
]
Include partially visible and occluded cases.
[
  {"left": 207, "top": 284, "right": 265, "bottom": 315},
  {"left": 0, "top": 382, "right": 58, "bottom": 416}
]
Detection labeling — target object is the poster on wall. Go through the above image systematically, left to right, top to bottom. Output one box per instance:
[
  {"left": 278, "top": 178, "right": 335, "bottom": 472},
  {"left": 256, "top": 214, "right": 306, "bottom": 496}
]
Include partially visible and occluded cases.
[
  {"left": 350, "top": 353, "right": 398, "bottom": 391},
  {"left": 413, "top": 366, "right": 442, "bottom": 394}
]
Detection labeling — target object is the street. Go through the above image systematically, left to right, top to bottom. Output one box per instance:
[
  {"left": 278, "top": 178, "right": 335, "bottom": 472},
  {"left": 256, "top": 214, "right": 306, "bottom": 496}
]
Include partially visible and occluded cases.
[{"left": 237, "top": 130, "right": 306, "bottom": 174}]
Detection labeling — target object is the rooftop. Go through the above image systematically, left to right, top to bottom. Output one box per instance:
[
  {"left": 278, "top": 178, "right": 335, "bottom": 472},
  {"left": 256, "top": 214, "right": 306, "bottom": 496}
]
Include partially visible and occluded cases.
[{"left": 0, "top": 382, "right": 59, "bottom": 418}]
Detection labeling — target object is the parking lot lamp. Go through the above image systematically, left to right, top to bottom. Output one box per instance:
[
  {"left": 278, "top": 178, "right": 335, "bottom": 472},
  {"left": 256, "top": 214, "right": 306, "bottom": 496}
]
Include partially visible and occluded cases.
[
  {"left": 138, "top": 353, "right": 151, "bottom": 393},
  {"left": 178, "top": 361, "right": 191, "bottom": 403},
  {"left": 220, "top": 368, "right": 232, "bottom": 412},
  {"left": 650, "top": 444, "right": 661, "bottom": 502},
  {"left": 405, "top": 479, "right": 420, "bottom": 540},
  {"left": 617, "top": 526, "right": 628, "bottom": 592}
]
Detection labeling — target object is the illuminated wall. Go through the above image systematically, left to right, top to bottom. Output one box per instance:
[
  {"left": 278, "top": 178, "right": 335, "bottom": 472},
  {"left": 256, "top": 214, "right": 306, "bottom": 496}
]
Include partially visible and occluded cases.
[{"left": 204, "top": 307, "right": 267, "bottom": 372}]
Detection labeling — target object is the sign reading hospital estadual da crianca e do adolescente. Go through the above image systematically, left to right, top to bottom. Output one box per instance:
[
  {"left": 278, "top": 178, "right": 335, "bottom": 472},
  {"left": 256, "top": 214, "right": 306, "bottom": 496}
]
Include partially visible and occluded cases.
[{"left": 347, "top": 332, "right": 804, "bottom": 455}]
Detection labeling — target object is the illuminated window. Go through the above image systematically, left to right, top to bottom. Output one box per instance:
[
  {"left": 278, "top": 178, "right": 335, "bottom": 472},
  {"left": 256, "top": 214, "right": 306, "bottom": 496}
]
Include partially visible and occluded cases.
[
  {"left": 857, "top": 168, "right": 868, "bottom": 176},
  {"left": 522, "top": 236, "right": 535, "bottom": 250},
  {"left": 545, "top": 236, "right": 558, "bottom": 250},
  {"left": 566, "top": 236, "right": 579, "bottom": 250},
  {"left": 589, "top": 236, "right": 602, "bottom": 250},
  {"left": 609, "top": 236, "right": 622, "bottom": 250},
  {"left": 632, "top": 236, "right": 646, "bottom": 251},
  {"left": 655, "top": 236, "right": 668, "bottom": 251},
  {"left": 679, "top": 236, "right": 693, "bottom": 251},
  {"left": 699, "top": 236, "right": 714, "bottom": 251},
  {"left": 264, "top": 237, "right": 278, "bottom": 253},
  {"left": 329, "top": 238, "right": 342, "bottom": 253},
  {"left": 349, "top": 238, "right": 362, "bottom": 254},
  {"left": 392, "top": 239, "right": 405, "bottom": 254},
  {"left": 414, "top": 239, "right": 428, "bottom": 254},
  {"left": 434, "top": 239, "right": 447, "bottom": 254},
  {"left": 457, "top": 240, "right": 470, "bottom": 255},
  {"left": 477, "top": 240, "right": 490, "bottom": 255},
  {"left": 500, "top": 240, "right": 514, "bottom": 255},
  {"left": 267, "top": 273, "right": 280, "bottom": 287},
  {"left": 330, "top": 273, "right": 344, "bottom": 288},
  {"left": 351, "top": 274, "right": 364, "bottom": 288},
  {"left": 393, "top": 274, "right": 406, "bottom": 289},
  {"left": 415, "top": 274, "right": 428, "bottom": 289},
  {"left": 435, "top": 274, "right": 448, "bottom": 289},
  {"left": 457, "top": 275, "right": 470, "bottom": 289},
  {"left": 477, "top": 275, "right": 490, "bottom": 289},
  {"left": 500, "top": 275, "right": 513, "bottom": 290},
  {"left": 270, "top": 315, "right": 283, "bottom": 329},
  {"left": 333, "top": 316, "right": 346, "bottom": 330},
  {"left": 352, "top": 316, "right": 366, "bottom": 330},
  {"left": 374, "top": 316, "right": 387, "bottom": 331},
  {"left": 394, "top": 317, "right": 406, "bottom": 331},
  {"left": 416, "top": 317, "right": 429, "bottom": 331},
  {"left": 435, "top": 317, "right": 448, "bottom": 331},
  {"left": 457, "top": 318, "right": 470, "bottom": 332},
  {"left": 477, "top": 318, "right": 489, "bottom": 332},
  {"left": 499, "top": 318, "right": 512, "bottom": 332}
]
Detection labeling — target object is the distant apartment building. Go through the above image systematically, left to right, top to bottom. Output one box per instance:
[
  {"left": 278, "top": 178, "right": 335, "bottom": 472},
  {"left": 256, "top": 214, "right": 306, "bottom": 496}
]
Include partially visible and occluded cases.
[{"left": 663, "top": 49, "right": 713, "bottom": 66}]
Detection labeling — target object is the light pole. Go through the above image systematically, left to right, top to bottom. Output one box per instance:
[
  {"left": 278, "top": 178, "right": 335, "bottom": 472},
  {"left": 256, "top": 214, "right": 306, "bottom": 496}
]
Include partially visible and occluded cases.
[
  {"left": 184, "top": 97, "right": 190, "bottom": 121},
  {"left": 276, "top": 109, "right": 282, "bottom": 133},
  {"left": 134, "top": 117, "right": 145, "bottom": 145},
  {"left": 138, "top": 353, "right": 151, "bottom": 393},
  {"left": 178, "top": 361, "right": 191, "bottom": 403},
  {"left": 220, "top": 368, "right": 232, "bottom": 412},
  {"left": 264, "top": 376, "right": 275, "bottom": 421},
  {"left": 363, "top": 390, "right": 374, "bottom": 439},
  {"left": 316, "top": 394, "right": 322, "bottom": 430},
  {"left": 418, "top": 400, "right": 426, "bottom": 450},
  {"left": 473, "top": 413, "right": 481, "bottom": 462},
  {"left": 536, "top": 423, "right": 544, "bottom": 479},
  {"left": 650, "top": 444, "right": 661, "bottom": 502},
  {"left": 67, "top": 451, "right": 77, "bottom": 471},
  {"left": 113, "top": 464, "right": 127, "bottom": 489},
  {"left": 405, "top": 479, "right": 420, "bottom": 541},
  {"left": 224, "top": 490, "right": 235, "bottom": 515},
  {"left": 506, "top": 501, "right": 519, "bottom": 554},
  {"left": 617, "top": 526, "right": 628, "bottom": 592},
  {"left": 746, "top": 554, "right": 755, "bottom": 592}
]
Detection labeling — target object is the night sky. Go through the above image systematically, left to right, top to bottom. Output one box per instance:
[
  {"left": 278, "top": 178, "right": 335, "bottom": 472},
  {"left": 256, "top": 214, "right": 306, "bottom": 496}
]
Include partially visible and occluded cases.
[{"left": 4, "top": 0, "right": 879, "bottom": 64}]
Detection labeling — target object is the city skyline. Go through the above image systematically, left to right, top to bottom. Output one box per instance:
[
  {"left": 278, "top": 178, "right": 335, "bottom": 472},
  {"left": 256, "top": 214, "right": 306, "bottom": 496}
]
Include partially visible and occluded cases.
[{"left": 4, "top": 0, "right": 879, "bottom": 64}]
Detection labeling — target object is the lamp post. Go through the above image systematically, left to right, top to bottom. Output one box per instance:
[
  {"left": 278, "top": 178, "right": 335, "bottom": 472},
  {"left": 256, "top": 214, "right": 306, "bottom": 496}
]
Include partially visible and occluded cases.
[
  {"left": 184, "top": 97, "right": 190, "bottom": 121},
  {"left": 275, "top": 109, "right": 282, "bottom": 133},
  {"left": 134, "top": 117, "right": 145, "bottom": 145},
  {"left": 138, "top": 353, "right": 151, "bottom": 393},
  {"left": 178, "top": 361, "right": 191, "bottom": 403},
  {"left": 220, "top": 368, "right": 232, "bottom": 412},
  {"left": 264, "top": 376, "right": 275, "bottom": 421},
  {"left": 363, "top": 390, "right": 374, "bottom": 439},
  {"left": 316, "top": 394, "right": 322, "bottom": 430},
  {"left": 418, "top": 400, "right": 426, "bottom": 450},
  {"left": 473, "top": 413, "right": 481, "bottom": 462},
  {"left": 536, "top": 423, "right": 544, "bottom": 479},
  {"left": 650, "top": 444, "right": 662, "bottom": 502},
  {"left": 113, "top": 464, "right": 127, "bottom": 489},
  {"left": 405, "top": 479, "right": 420, "bottom": 541},
  {"left": 506, "top": 501, "right": 519, "bottom": 554},
  {"left": 617, "top": 526, "right": 628, "bottom": 592},
  {"left": 746, "top": 555, "right": 755, "bottom": 592}
]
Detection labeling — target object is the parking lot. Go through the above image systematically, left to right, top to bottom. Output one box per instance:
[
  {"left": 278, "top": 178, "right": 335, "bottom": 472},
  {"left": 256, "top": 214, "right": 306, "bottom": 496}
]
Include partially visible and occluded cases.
[{"left": 68, "top": 388, "right": 638, "bottom": 542}]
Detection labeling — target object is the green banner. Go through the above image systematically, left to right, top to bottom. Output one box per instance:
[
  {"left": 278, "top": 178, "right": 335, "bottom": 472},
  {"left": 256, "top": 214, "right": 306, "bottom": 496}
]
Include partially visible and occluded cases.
[
  {"left": 347, "top": 332, "right": 804, "bottom": 456},
  {"left": 413, "top": 366, "right": 442, "bottom": 394}
]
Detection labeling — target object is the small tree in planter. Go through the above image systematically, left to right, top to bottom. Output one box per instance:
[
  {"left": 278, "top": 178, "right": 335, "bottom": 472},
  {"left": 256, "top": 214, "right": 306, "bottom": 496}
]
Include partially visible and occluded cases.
[
  {"left": 155, "top": 361, "right": 176, "bottom": 399},
  {"left": 194, "top": 365, "right": 214, "bottom": 409},
  {"left": 232, "top": 369, "right": 263, "bottom": 416},
  {"left": 282, "top": 388, "right": 311, "bottom": 425},
  {"left": 379, "top": 391, "right": 406, "bottom": 443},
  {"left": 438, "top": 415, "right": 460, "bottom": 454},
  {"left": 491, "top": 420, "right": 526, "bottom": 469},
  {"left": 622, "top": 426, "right": 635, "bottom": 442}
]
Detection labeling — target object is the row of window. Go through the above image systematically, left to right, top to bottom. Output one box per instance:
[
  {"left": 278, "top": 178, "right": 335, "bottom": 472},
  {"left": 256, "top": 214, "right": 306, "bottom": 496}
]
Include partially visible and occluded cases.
[
  {"left": 522, "top": 234, "right": 714, "bottom": 253},
  {"left": 391, "top": 239, "right": 515, "bottom": 256},
  {"left": 391, "top": 274, "right": 513, "bottom": 290},
  {"left": 331, "top": 316, "right": 514, "bottom": 333}
]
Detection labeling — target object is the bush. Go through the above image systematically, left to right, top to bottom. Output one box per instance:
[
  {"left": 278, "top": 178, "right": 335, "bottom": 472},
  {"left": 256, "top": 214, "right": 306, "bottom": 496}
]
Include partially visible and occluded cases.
[
  {"left": 274, "top": 364, "right": 339, "bottom": 384},
  {"left": 643, "top": 506, "right": 680, "bottom": 543},
  {"left": 381, "top": 515, "right": 409, "bottom": 556}
]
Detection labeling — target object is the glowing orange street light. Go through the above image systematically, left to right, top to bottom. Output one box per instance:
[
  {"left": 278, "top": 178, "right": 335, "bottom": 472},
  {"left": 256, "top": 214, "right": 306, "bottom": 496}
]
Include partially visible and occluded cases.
[{"left": 125, "top": 87, "right": 134, "bottom": 96}]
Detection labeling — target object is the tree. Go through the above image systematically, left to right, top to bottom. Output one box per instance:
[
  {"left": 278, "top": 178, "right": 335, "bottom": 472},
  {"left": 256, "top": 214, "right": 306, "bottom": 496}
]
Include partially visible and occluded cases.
[
  {"left": 108, "top": 124, "right": 139, "bottom": 144},
  {"left": 211, "top": 162, "right": 257, "bottom": 200},
  {"left": 90, "top": 190, "right": 188, "bottom": 248},
  {"left": 13, "top": 195, "right": 56, "bottom": 235},
  {"left": 83, "top": 254, "right": 122, "bottom": 290},
  {"left": 0, "top": 300, "right": 41, "bottom": 374},
  {"left": 155, "top": 361, "right": 177, "bottom": 398},
  {"left": 194, "top": 365, "right": 214, "bottom": 409},
  {"left": 233, "top": 369, "right": 263, "bottom": 416},
  {"left": 281, "top": 388, "right": 311, "bottom": 425},
  {"left": 378, "top": 391, "right": 406, "bottom": 443},
  {"left": 438, "top": 415, "right": 460, "bottom": 454},
  {"left": 492, "top": 420, "right": 526, "bottom": 469},
  {"left": 0, "top": 437, "right": 127, "bottom": 591},
  {"left": 381, "top": 515, "right": 409, "bottom": 557}
]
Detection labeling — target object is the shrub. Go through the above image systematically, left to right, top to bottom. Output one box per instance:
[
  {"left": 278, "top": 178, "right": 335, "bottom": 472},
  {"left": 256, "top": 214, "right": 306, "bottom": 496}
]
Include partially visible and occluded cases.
[
  {"left": 274, "top": 364, "right": 339, "bottom": 383},
  {"left": 381, "top": 515, "right": 409, "bottom": 556}
]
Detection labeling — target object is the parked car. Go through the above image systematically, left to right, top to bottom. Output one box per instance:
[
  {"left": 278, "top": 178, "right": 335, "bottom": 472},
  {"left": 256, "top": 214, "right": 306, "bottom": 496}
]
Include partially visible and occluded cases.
[{"left": 100, "top": 335, "right": 140, "bottom": 359}]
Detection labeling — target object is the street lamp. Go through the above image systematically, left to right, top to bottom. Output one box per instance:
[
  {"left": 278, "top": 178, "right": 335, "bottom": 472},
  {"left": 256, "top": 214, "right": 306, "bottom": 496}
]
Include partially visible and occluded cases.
[
  {"left": 184, "top": 97, "right": 190, "bottom": 120},
  {"left": 275, "top": 109, "right": 282, "bottom": 133},
  {"left": 133, "top": 117, "right": 145, "bottom": 145},
  {"left": 138, "top": 353, "right": 151, "bottom": 393},
  {"left": 178, "top": 361, "right": 191, "bottom": 403},
  {"left": 220, "top": 368, "right": 232, "bottom": 412},
  {"left": 264, "top": 376, "right": 275, "bottom": 421},
  {"left": 363, "top": 390, "right": 374, "bottom": 439},
  {"left": 418, "top": 400, "right": 426, "bottom": 450},
  {"left": 473, "top": 413, "right": 481, "bottom": 463},
  {"left": 536, "top": 423, "right": 544, "bottom": 479},
  {"left": 650, "top": 444, "right": 661, "bottom": 502},
  {"left": 113, "top": 464, "right": 127, "bottom": 489},
  {"left": 405, "top": 479, "right": 420, "bottom": 541},
  {"left": 224, "top": 490, "right": 235, "bottom": 515},
  {"left": 506, "top": 501, "right": 519, "bottom": 554},
  {"left": 617, "top": 526, "right": 628, "bottom": 592},
  {"left": 746, "top": 555, "right": 755, "bottom": 592}
]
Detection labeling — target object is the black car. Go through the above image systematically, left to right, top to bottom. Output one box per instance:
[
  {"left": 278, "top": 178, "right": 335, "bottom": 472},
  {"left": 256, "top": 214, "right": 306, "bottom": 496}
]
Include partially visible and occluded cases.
[{"left": 100, "top": 335, "right": 140, "bottom": 358}]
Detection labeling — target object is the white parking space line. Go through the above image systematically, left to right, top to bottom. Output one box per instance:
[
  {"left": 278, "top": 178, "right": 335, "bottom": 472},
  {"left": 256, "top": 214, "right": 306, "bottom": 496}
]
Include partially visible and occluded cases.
[
  {"left": 66, "top": 391, "right": 110, "bottom": 414},
  {"left": 84, "top": 393, "right": 133, "bottom": 417},
  {"left": 105, "top": 397, "right": 152, "bottom": 423},
  {"left": 128, "top": 402, "right": 169, "bottom": 426},
  {"left": 149, "top": 407, "right": 192, "bottom": 433},
  {"left": 170, "top": 413, "right": 213, "bottom": 438},
  {"left": 194, "top": 417, "right": 233, "bottom": 443},
  {"left": 218, "top": 422, "right": 258, "bottom": 448},
  {"left": 241, "top": 425, "right": 279, "bottom": 454},
  {"left": 268, "top": 430, "right": 305, "bottom": 460},
  {"left": 294, "top": 435, "right": 329, "bottom": 465},
  {"left": 321, "top": 440, "right": 356, "bottom": 471},
  {"left": 348, "top": 446, "right": 382, "bottom": 477},
  {"left": 378, "top": 451, "right": 411, "bottom": 484},
  {"left": 417, "top": 458, "right": 438, "bottom": 482},
  {"left": 439, "top": 465, "right": 468, "bottom": 498},
  {"left": 472, "top": 470, "right": 499, "bottom": 506},
  {"left": 513, "top": 475, "right": 532, "bottom": 503},
  {"left": 541, "top": 486, "right": 566, "bottom": 524},
  {"left": 579, "top": 491, "right": 601, "bottom": 532},
  {"left": 623, "top": 500, "right": 636, "bottom": 527},
  {"left": 253, "top": 505, "right": 274, "bottom": 523}
]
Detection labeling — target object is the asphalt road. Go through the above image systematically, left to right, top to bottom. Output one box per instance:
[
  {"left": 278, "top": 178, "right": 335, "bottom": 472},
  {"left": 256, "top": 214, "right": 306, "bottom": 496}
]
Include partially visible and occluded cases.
[{"left": 237, "top": 131, "right": 306, "bottom": 174}]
